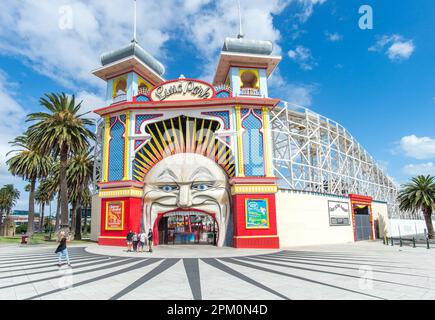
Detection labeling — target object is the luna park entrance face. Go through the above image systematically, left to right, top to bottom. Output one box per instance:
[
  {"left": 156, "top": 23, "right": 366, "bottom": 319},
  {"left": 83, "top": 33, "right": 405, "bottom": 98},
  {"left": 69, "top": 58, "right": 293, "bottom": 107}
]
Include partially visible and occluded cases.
[{"left": 157, "top": 211, "right": 218, "bottom": 245}]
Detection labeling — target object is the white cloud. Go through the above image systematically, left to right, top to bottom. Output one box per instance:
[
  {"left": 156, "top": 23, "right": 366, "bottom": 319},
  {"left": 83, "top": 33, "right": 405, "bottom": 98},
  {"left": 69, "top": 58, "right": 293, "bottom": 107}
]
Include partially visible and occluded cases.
[
  {"left": 0, "top": 0, "right": 300, "bottom": 90},
  {"left": 295, "top": 0, "right": 327, "bottom": 23},
  {"left": 325, "top": 31, "right": 342, "bottom": 42},
  {"left": 369, "top": 34, "right": 415, "bottom": 61},
  {"left": 288, "top": 45, "right": 317, "bottom": 70},
  {"left": 0, "top": 70, "right": 30, "bottom": 210},
  {"left": 268, "top": 70, "right": 317, "bottom": 106},
  {"left": 75, "top": 91, "right": 106, "bottom": 120},
  {"left": 399, "top": 135, "right": 435, "bottom": 160},
  {"left": 403, "top": 162, "right": 435, "bottom": 176}
]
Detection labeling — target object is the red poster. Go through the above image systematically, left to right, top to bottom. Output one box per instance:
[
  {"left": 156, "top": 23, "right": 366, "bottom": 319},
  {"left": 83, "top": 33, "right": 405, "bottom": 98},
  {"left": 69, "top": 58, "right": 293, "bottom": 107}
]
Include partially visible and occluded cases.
[{"left": 106, "top": 201, "right": 124, "bottom": 230}]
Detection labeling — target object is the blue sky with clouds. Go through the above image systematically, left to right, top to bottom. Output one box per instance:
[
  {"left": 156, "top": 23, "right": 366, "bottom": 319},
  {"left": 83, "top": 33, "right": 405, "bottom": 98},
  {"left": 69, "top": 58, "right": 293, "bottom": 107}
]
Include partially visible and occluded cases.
[{"left": 0, "top": 0, "right": 434, "bottom": 210}]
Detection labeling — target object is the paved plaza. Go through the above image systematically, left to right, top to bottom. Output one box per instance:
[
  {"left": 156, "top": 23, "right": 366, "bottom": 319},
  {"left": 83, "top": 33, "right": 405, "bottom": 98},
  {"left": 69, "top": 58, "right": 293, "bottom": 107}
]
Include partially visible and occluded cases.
[{"left": 1, "top": 241, "right": 435, "bottom": 300}]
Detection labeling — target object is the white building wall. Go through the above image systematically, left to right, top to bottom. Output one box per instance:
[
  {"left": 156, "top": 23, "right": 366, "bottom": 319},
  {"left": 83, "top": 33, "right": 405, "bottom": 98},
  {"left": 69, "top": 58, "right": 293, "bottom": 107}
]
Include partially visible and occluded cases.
[
  {"left": 276, "top": 190, "right": 354, "bottom": 247},
  {"left": 90, "top": 194, "right": 101, "bottom": 242},
  {"left": 371, "top": 201, "right": 389, "bottom": 238},
  {"left": 388, "top": 219, "right": 429, "bottom": 237}
]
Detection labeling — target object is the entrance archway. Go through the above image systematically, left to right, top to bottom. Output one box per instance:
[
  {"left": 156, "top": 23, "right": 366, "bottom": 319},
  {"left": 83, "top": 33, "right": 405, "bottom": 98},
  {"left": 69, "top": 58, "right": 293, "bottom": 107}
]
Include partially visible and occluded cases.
[{"left": 153, "top": 209, "right": 218, "bottom": 246}]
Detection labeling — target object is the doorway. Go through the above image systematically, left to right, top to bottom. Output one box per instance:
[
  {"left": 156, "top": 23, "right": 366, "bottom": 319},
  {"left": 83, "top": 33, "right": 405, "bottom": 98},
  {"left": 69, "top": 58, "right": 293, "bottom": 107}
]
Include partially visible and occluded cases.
[
  {"left": 354, "top": 205, "right": 372, "bottom": 241},
  {"left": 157, "top": 212, "right": 218, "bottom": 245}
]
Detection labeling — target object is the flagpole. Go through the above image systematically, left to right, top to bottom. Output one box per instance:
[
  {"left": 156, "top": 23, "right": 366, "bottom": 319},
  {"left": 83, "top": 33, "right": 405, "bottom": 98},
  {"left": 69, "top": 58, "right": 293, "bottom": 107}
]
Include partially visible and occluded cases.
[{"left": 133, "top": 0, "right": 137, "bottom": 43}]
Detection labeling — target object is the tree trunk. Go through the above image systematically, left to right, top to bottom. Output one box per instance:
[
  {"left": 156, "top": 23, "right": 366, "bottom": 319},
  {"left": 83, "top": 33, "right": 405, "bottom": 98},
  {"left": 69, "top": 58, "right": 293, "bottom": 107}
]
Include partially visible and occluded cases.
[
  {"left": 59, "top": 148, "right": 69, "bottom": 229},
  {"left": 26, "top": 179, "right": 36, "bottom": 235},
  {"left": 55, "top": 194, "right": 60, "bottom": 231},
  {"left": 71, "top": 201, "right": 77, "bottom": 235},
  {"left": 40, "top": 203, "right": 45, "bottom": 233},
  {"left": 75, "top": 203, "right": 82, "bottom": 240},
  {"left": 83, "top": 206, "right": 88, "bottom": 236},
  {"left": 423, "top": 208, "right": 434, "bottom": 239}
]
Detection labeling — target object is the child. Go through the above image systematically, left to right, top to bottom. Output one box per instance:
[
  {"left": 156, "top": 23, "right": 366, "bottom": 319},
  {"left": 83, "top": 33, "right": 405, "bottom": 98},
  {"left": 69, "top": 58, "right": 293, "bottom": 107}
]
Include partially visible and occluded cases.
[{"left": 138, "top": 230, "right": 146, "bottom": 253}]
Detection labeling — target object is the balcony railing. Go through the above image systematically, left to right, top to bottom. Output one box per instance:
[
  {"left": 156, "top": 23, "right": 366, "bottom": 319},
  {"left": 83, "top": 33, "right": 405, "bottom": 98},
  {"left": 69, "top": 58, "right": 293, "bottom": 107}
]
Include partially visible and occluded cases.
[
  {"left": 138, "top": 87, "right": 150, "bottom": 96},
  {"left": 239, "top": 88, "right": 261, "bottom": 96},
  {"left": 112, "top": 93, "right": 127, "bottom": 104}
]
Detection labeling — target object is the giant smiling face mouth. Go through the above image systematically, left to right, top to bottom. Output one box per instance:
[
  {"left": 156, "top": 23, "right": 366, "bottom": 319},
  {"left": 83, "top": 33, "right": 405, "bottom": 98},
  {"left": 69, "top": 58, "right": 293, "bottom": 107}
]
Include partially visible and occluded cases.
[{"left": 143, "top": 153, "right": 231, "bottom": 247}]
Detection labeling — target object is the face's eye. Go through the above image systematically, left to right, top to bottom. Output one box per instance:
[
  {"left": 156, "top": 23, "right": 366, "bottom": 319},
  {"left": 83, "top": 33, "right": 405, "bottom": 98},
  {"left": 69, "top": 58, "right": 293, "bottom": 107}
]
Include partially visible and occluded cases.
[
  {"left": 192, "top": 183, "right": 213, "bottom": 191},
  {"left": 158, "top": 185, "right": 179, "bottom": 192}
]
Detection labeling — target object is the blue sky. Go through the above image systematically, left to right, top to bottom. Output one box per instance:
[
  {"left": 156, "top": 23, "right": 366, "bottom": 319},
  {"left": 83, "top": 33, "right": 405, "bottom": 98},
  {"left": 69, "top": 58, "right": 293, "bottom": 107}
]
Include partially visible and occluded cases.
[{"left": 0, "top": 0, "right": 434, "bottom": 210}]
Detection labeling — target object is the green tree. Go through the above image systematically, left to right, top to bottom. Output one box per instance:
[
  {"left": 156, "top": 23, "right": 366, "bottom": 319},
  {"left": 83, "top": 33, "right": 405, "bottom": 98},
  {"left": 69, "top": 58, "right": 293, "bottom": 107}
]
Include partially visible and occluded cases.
[
  {"left": 26, "top": 93, "right": 95, "bottom": 230},
  {"left": 7, "top": 135, "right": 51, "bottom": 235},
  {"left": 68, "top": 148, "right": 94, "bottom": 240},
  {"left": 398, "top": 175, "right": 435, "bottom": 238},
  {"left": 0, "top": 184, "right": 20, "bottom": 233},
  {"left": 35, "top": 184, "right": 54, "bottom": 232}
]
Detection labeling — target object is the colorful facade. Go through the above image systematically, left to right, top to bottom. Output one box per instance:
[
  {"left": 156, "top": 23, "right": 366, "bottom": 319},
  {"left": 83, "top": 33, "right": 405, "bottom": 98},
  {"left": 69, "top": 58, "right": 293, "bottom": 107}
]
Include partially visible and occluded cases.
[{"left": 92, "top": 37, "right": 282, "bottom": 248}]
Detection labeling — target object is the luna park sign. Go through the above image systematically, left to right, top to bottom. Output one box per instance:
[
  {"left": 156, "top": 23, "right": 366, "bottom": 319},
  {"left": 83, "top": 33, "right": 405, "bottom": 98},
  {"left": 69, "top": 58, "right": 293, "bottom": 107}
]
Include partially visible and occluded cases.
[{"left": 150, "top": 79, "right": 215, "bottom": 102}]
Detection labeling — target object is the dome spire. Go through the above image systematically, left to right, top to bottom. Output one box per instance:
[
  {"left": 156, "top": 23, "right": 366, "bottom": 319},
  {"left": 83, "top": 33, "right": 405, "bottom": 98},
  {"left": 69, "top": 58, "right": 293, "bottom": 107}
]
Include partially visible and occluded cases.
[
  {"left": 132, "top": 0, "right": 138, "bottom": 43},
  {"left": 237, "top": 0, "right": 244, "bottom": 39}
]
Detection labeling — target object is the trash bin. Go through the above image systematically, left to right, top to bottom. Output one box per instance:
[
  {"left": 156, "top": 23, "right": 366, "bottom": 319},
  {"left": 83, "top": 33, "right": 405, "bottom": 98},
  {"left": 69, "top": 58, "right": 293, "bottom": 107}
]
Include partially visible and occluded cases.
[{"left": 21, "top": 234, "right": 28, "bottom": 244}]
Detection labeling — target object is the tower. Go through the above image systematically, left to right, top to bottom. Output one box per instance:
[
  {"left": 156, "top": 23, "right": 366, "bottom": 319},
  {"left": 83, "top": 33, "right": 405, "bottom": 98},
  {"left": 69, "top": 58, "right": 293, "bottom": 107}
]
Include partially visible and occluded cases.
[{"left": 212, "top": 36, "right": 282, "bottom": 248}]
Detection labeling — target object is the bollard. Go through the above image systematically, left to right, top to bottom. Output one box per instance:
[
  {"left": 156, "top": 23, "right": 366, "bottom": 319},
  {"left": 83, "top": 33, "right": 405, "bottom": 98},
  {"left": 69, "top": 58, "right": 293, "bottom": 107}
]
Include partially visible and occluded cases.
[
  {"left": 400, "top": 237, "right": 403, "bottom": 247},
  {"left": 413, "top": 237, "right": 416, "bottom": 248}
]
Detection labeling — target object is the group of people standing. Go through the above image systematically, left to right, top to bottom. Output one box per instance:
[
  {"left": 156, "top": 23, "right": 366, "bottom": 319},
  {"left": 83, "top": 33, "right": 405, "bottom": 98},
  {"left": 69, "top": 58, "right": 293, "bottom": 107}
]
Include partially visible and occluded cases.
[{"left": 126, "top": 228, "right": 153, "bottom": 253}]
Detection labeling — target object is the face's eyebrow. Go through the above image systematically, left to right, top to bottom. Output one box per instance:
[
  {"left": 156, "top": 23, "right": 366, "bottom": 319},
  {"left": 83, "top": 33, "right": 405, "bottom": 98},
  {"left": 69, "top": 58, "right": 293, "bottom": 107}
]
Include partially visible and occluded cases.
[
  {"left": 189, "top": 167, "right": 214, "bottom": 181},
  {"left": 157, "top": 169, "right": 178, "bottom": 182}
]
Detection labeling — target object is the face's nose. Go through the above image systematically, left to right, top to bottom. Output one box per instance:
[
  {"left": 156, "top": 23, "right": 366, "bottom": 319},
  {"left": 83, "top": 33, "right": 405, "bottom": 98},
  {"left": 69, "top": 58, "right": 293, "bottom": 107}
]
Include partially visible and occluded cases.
[{"left": 177, "top": 185, "right": 192, "bottom": 208}]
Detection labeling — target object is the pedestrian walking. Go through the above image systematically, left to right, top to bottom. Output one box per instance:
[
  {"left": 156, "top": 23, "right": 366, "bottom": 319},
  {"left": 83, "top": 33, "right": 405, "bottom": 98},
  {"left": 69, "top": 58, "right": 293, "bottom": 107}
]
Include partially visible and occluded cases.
[
  {"left": 147, "top": 228, "right": 153, "bottom": 253},
  {"left": 126, "top": 230, "right": 133, "bottom": 252},
  {"left": 138, "top": 230, "right": 146, "bottom": 253},
  {"left": 55, "top": 231, "right": 71, "bottom": 267},
  {"left": 132, "top": 231, "right": 138, "bottom": 252}
]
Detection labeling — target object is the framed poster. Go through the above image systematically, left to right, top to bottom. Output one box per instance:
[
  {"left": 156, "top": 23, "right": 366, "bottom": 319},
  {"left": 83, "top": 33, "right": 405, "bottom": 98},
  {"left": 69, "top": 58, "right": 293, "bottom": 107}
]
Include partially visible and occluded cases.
[
  {"left": 245, "top": 199, "right": 269, "bottom": 229},
  {"left": 328, "top": 200, "right": 350, "bottom": 226},
  {"left": 105, "top": 201, "right": 124, "bottom": 231}
]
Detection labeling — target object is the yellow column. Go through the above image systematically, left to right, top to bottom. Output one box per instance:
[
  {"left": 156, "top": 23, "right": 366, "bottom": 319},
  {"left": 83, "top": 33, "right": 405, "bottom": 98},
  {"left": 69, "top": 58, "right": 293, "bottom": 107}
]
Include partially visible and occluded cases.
[
  {"left": 235, "top": 106, "right": 245, "bottom": 177},
  {"left": 262, "top": 107, "right": 273, "bottom": 177},
  {"left": 123, "top": 111, "right": 130, "bottom": 180},
  {"left": 102, "top": 116, "right": 110, "bottom": 182}
]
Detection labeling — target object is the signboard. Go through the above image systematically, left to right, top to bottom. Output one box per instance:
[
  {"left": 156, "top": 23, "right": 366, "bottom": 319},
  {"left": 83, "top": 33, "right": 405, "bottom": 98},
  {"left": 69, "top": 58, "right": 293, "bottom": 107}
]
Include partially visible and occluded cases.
[
  {"left": 150, "top": 79, "right": 215, "bottom": 102},
  {"left": 245, "top": 199, "right": 269, "bottom": 229},
  {"left": 328, "top": 200, "right": 350, "bottom": 226},
  {"left": 105, "top": 201, "right": 124, "bottom": 230}
]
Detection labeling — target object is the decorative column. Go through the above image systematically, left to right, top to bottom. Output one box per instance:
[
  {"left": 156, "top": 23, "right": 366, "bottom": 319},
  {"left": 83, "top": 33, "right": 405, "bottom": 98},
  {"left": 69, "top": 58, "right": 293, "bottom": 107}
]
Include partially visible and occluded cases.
[
  {"left": 235, "top": 105, "right": 245, "bottom": 177},
  {"left": 262, "top": 107, "right": 273, "bottom": 177},
  {"left": 123, "top": 111, "right": 131, "bottom": 180},
  {"left": 102, "top": 116, "right": 110, "bottom": 182}
]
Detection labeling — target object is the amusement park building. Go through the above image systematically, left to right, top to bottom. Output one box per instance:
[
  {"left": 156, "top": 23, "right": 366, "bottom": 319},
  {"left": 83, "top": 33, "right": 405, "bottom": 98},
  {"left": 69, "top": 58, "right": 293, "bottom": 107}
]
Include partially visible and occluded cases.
[{"left": 90, "top": 36, "right": 399, "bottom": 248}]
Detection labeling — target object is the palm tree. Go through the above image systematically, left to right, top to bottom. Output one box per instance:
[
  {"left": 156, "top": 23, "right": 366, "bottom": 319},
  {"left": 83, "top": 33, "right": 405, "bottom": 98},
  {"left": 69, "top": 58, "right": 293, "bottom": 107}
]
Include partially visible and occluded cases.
[
  {"left": 26, "top": 93, "right": 95, "bottom": 230},
  {"left": 7, "top": 135, "right": 51, "bottom": 235},
  {"left": 68, "top": 148, "right": 94, "bottom": 240},
  {"left": 39, "top": 161, "right": 61, "bottom": 231},
  {"left": 398, "top": 175, "right": 435, "bottom": 239},
  {"left": 0, "top": 184, "right": 20, "bottom": 233},
  {"left": 35, "top": 185, "right": 54, "bottom": 233}
]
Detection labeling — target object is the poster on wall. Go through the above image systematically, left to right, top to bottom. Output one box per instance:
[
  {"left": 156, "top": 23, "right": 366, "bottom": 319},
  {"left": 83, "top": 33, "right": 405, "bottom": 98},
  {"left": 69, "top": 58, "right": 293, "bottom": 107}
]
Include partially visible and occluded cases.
[
  {"left": 245, "top": 199, "right": 269, "bottom": 229},
  {"left": 328, "top": 200, "right": 350, "bottom": 226},
  {"left": 106, "top": 201, "right": 124, "bottom": 230}
]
